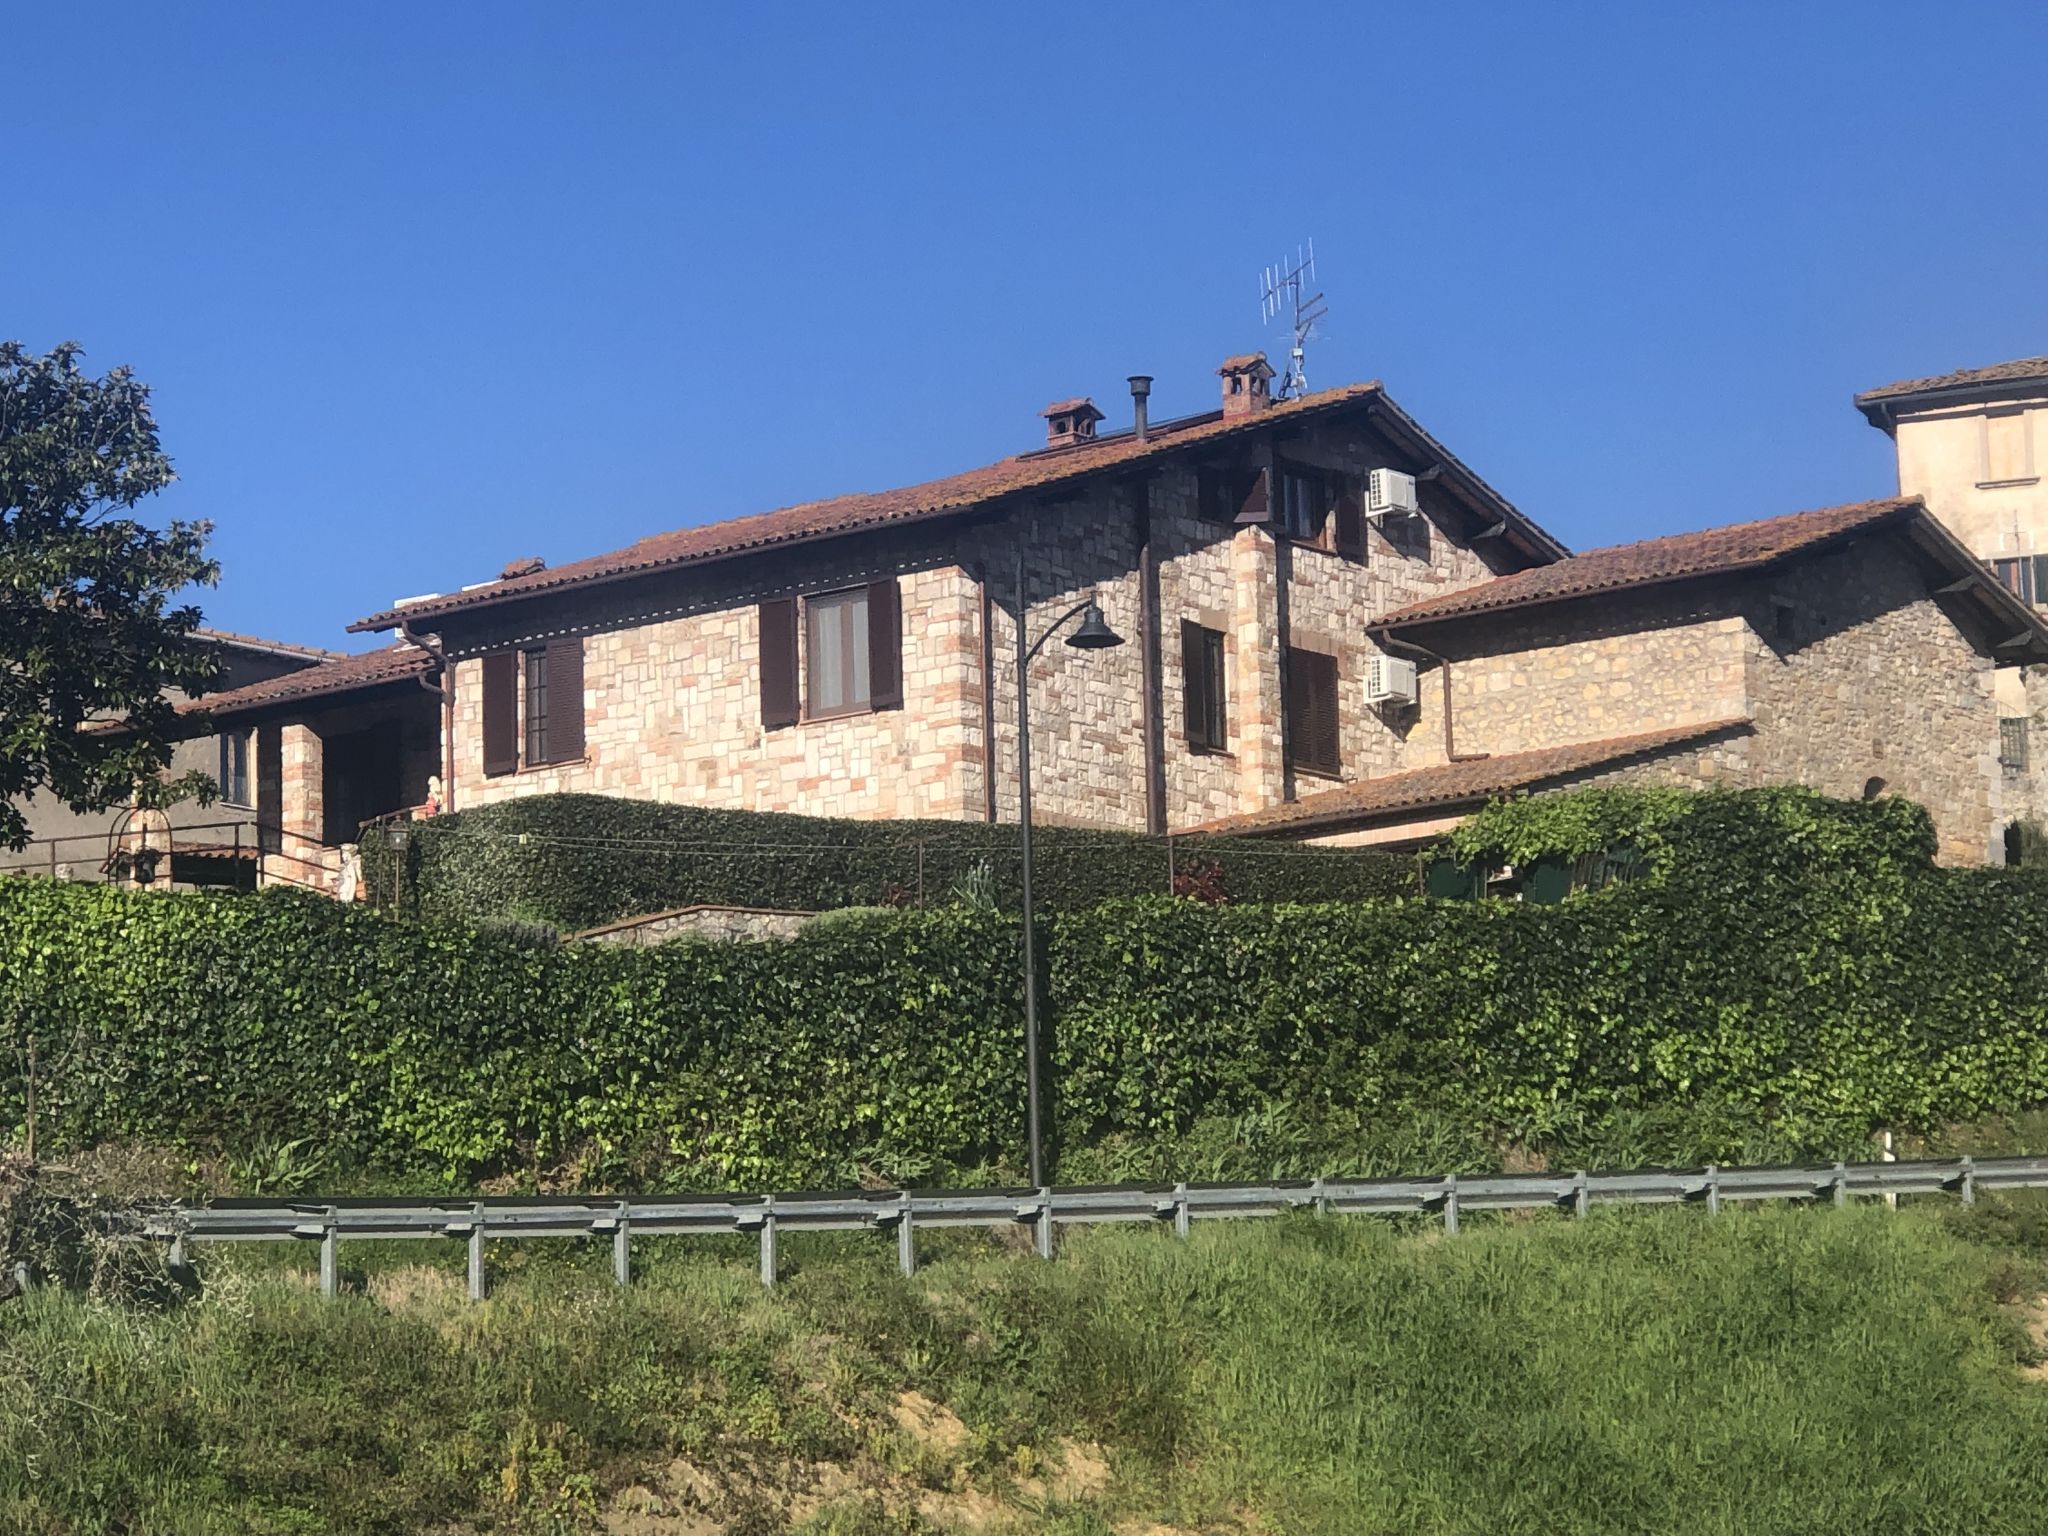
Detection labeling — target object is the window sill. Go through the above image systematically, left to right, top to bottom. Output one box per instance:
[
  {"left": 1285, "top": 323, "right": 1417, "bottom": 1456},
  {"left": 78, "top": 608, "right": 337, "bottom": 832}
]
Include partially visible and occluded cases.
[
  {"left": 1976, "top": 476, "right": 2041, "bottom": 490},
  {"left": 1286, "top": 538, "right": 1364, "bottom": 564},
  {"left": 802, "top": 701, "right": 882, "bottom": 725},
  {"left": 1188, "top": 745, "right": 1236, "bottom": 760},
  {"left": 486, "top": 756, "right": 589, "bottom": 778},
  {"left": 1290, "top": 763, "right": 1344, "bottom": 782}
]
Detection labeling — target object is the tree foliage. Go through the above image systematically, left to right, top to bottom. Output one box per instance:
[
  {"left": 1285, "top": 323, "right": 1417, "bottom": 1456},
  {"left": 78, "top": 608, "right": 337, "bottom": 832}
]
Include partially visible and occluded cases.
[{"left": 0, "top": 341, "right": 218, "bottom": 848}]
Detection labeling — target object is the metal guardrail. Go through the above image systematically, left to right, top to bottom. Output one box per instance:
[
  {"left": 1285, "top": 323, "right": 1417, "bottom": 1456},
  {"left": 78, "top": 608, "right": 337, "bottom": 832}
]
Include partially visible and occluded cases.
[{"left": 107, "top": 1154, "right": 2048, "bottom": 1302}]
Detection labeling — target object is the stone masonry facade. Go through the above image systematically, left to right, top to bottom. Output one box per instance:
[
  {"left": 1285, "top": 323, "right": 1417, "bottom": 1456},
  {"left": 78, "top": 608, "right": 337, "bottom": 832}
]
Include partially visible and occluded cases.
[{"left": 432, "top": 401, "right": 1529, "bottom": 837}]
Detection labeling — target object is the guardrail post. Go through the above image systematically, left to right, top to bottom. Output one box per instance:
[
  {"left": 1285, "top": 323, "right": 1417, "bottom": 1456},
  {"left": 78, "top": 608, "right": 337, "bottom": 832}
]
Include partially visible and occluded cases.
[
  {"left": 1959, "top": 1156, "right": 1976, "bottom": 1207},
  {"left": 1832, "top": 1161, "right": 1849, "bottom": 1208},
  {"left": 1705, "top": 1165, "right": 1720, "bottom": 1217},
  {"left": 1573, "top": 1170, "right": 1590, "bottom": 1219},
  {"left": 1442, "top": 1174, "right": 1460, "bottom": 1236},
  {"left": 1311, "top": 1176, "right": 1329, "bottom": 1218},
  {"left": 1174, "top": 1181, "right": 1190, "bottom": 1239},
  {"left": 1035, "top": 1189, "right": 1053, "bottom": 1259},
  {"left": 896, "top": 1193, "right": 915, "bottom": 1278},
  {"left": 759, "top": 1197, "right": 778, "bottom": 1287},
  {"left": 612, "top": 1203, "right": 631, "bottom": 1287},
  {"left": 468, "top": 1207, "right": 487, "bottom": 1302},
  {"left": 319, "top": 1215, "right": 339, "bottom": 1299},
  {"left": 168, "top": 1231, "right": 188, "bottom": 1274},
  {"left": 10, "top": 1261, "right": 32, "bottom": 1295}
]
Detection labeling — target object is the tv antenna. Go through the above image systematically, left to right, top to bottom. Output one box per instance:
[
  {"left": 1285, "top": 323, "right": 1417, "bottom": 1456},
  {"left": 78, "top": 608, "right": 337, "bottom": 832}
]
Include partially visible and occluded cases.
[{"left": 1259, "top": 241, "right": 1327, "bottom": 399}]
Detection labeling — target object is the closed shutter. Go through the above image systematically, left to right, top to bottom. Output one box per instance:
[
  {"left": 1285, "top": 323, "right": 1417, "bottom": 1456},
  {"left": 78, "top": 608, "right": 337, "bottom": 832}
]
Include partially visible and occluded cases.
[
  {"left": 1233, "top": 467, "right": 1270, "bottom": 526},
  {"left": 1333, "top": 477, "right": 1366, "bottom": 560},
  {"left": 867, "top": 577, "right": 903, "bottom": 709},
  {"left": 759, "top": 598, "right": 800, "bottom": 729},
  {"left": 1181, "top": 620, "right": 1206, "bottom": 747},
  {"left": 545, "top": 638, "right": 584, "bottom": 763},
  {"left": 1286, "top": 648, "right": 1340, "bottom": 776},
  {"left": 481, "top": 651, "right": 518, "bottom": 776}
]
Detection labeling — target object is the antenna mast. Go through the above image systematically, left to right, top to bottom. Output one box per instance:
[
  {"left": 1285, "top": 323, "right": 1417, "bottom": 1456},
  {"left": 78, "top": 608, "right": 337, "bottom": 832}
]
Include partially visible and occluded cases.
[{"left": 1259, "top": 241, "right": 1327, "bottom": 400}]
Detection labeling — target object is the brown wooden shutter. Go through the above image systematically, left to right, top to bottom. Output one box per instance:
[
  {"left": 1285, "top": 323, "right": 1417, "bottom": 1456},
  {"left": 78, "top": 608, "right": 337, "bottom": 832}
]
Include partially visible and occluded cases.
[
  {"left": 1233, "top": 467, "right": 1269, "bottom": 526},
  {"left": 1333, "top": 478, "right": 1366, "bottom": 560},
  {"left": 866, "top": 577, "right": 903, "bottom": 710},
  {"left": 759, "top": 598, "right": 799, "bottom": 729},
  {"left": 1181, "top": 620, "right": 1206, "bottom": 748},
  {"left": 545, "top": 638, "right": 584, "bottom": 762},
  {"left": 1287, "top": 648, "right": 1340, "bottom": 776},
  {"left": 481, "top": 651, "right": 518, "bottom": 776}
]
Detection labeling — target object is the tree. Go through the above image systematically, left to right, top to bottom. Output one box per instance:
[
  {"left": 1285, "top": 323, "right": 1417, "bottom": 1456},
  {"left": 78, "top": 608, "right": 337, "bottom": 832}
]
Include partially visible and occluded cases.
[{"left": 0, "top": 342, "right": 220, "bottom": 850}]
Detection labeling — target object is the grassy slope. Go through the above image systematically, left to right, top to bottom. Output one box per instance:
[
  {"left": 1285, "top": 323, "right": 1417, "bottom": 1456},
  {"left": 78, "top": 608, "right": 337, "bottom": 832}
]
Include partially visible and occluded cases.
[{"left": 5, "top": 1201, "right": 2048, "bottom": 1535}]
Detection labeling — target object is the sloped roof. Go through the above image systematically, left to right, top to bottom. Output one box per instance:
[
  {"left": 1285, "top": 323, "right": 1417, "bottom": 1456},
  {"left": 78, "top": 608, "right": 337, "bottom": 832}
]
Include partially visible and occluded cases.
[
  {"left": 1856, "top": 355, "right": 2048, "bottom": 426},
  {"left": 352, "top": 381, "right": 1567, "bottom": 633},
  {"left": 1375, "top": 498, "right": 1918, "bottom": 629},
  {"left": 194, "top": 627, "right": 351, "bottom": 664},
  {"left": 179, "top": 644, "right": 434, "bottom": 721},
  {"left": 1186, "top": 719, "right": 1753, "bottom": 838}
]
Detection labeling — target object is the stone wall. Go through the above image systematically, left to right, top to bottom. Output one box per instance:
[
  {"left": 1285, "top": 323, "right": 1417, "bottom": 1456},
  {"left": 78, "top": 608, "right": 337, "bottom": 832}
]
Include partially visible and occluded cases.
[
  {"left": 427, "top": 407, "right": 1531, "bottom": 839},
  {"left": 1736, "top": 534, "right": 2003, "bottom": 864},
  {"left": 1432, "top": 589, "right": 1751, "bottom": 758},
  {"left": 575, "top": 904, "right": 814, "bottom": 945}
]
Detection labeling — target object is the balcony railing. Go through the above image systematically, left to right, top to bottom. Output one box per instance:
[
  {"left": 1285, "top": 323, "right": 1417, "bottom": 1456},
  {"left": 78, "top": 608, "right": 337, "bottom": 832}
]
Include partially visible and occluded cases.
[{"left": 2001, "top": 717, "right": 2029, "bottom": 772}]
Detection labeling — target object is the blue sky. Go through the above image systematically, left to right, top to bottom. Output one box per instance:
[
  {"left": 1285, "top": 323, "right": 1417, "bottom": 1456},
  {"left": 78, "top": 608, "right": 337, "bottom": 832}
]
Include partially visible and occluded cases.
[{"left": 9, "top": 4, "right": 2047, "bottom": 648}]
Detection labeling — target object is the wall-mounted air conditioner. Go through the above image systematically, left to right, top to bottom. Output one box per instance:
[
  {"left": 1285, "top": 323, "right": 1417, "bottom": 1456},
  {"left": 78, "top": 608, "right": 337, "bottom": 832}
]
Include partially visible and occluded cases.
[
  {"left": 1368, "top": 468, "right": 1420, "bottom": 518},
  {"left": 1365, "top": 654, "right": 1420, "bottom": 707}
]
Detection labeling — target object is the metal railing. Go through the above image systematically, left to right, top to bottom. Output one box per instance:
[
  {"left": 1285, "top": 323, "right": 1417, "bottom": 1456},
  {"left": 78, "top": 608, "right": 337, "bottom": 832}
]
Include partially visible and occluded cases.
[
  {"left": 2002, "top": 717, "right": 2030, "bottom": 772},
  {"left": 0, "top": 818, "right": 345, "bottom": 895},
  {"left": 108, "top": 1153, "right": 2048, "bottom": 1302}
]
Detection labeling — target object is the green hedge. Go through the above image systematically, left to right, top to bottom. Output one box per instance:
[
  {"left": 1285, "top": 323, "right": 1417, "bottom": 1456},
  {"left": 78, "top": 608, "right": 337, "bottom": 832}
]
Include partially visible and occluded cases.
[
  {"left": 4, "top": 787, "right": 2045, "bottom": 1187},
  {"left": 361, "top": 792, "right": 1415, "bottom": 930}
]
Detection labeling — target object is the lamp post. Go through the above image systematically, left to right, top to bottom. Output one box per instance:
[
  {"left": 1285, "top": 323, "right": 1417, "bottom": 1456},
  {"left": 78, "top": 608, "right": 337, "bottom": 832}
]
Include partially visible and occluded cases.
[{"left": 1011, "top": 551, "right": 1125, "bottom": 1212}]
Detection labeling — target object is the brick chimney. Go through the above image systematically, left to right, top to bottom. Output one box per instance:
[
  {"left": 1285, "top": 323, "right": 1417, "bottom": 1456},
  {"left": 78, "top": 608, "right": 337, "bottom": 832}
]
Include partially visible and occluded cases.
[
  {"left": 1218, "top": 353, "right": 1275, "bottom": 419},
  {"left": 1041, "top": 398, "right": 1104, "bottom": 448}
]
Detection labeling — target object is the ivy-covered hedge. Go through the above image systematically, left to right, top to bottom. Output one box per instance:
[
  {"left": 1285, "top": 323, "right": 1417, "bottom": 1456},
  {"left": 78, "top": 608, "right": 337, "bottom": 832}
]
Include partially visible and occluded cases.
[
  {"left": 5, "top": 787, "right": 2046, "bottom": 1187},
  {"left": 361, "top": 792, "right": 1414, "bottom": 930}
]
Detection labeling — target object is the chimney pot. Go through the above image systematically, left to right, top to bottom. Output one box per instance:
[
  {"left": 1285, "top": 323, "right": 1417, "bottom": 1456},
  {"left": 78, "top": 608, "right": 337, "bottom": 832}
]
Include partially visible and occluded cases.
[
  {"left": 1217, "top": 352, "right": 1276, "bottom": 419},
  {"left": 1128, "top": 375, "right": 1152, "bottom": 441},
  {"left": 1040, "top": 397, "right": 1104, "bottom": 449}
]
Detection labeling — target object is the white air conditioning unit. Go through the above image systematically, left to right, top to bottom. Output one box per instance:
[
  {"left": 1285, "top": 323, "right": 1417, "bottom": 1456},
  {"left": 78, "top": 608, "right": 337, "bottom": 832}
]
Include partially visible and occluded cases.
[
  {"left": 1368, "top": 467, "right": 1420, "bottom": 518},
  {"left": 1365, "top": 654, "right": 1419, "bottom": 707}
]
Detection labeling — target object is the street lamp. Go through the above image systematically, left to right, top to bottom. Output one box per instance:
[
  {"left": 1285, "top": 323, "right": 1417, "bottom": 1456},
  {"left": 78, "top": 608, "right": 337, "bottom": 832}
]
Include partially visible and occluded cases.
[{"left": 1010, "top": 552, "right": 1125, "bottom": 1221}]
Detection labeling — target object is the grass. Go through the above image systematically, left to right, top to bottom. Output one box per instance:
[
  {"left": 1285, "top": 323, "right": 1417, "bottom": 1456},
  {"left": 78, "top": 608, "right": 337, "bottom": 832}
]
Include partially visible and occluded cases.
[{"left": 5, "top": 1198, "right": 2048, "bottom": 1534}]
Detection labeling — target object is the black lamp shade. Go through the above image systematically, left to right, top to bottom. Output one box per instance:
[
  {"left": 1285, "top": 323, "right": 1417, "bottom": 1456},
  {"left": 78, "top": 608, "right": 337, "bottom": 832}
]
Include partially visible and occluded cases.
[{"left": 1065, "top": 601, "right": 1124, "bottom": 650}]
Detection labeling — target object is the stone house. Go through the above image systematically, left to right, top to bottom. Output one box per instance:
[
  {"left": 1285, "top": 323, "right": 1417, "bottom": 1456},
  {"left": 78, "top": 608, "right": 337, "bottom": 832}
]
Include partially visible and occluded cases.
[
  {"left": 339, "top": 357, "right": 1567, "bottom": 844},
  {"left": 1198, "top": 496, "right": 2048, "bottom": 864},
  {"left": 1, "top": 628, "right": 349, "bottom": 886}
]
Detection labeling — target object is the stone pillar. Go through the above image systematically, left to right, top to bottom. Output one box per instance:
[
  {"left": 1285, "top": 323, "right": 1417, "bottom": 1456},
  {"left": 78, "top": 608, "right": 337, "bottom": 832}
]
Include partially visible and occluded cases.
[
  {"left": 1231, "top": 525, "right": 1287, "bottom": 814},
  {"left": 278, "top": 721, "right": 325, "bottom": 854}
]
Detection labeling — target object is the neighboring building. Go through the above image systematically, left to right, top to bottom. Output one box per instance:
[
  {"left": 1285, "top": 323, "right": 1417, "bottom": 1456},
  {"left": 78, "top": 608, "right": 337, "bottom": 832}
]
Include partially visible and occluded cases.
[
  {"left": 1857, "top": 356, "right": 2048, "bottom": 802},
  {"left": 345, "top": 358, "right": 1566, "bottom": 838},
  {"left": 1199, "top": 498, "right": 2048, "bottom": 864},
  {"left": 3, "top": 629, "right": 346, "bottom": 885},
  {"left": 167, "top": 643, "right": 441, "bottom": 892}
]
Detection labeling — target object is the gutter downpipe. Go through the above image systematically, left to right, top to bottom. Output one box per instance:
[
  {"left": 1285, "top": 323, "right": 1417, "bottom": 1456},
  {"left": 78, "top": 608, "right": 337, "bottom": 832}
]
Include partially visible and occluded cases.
[
  {"left": 398, "top": 618, "right": 455, "bottom": 814},
  {"left": 1378, "top": 629, "right": 1486, "bottom": 764}
]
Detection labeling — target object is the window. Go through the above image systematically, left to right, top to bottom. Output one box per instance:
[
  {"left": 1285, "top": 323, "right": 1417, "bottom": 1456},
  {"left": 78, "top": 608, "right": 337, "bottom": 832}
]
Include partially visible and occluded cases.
[
  {"left": 1982, "top": 411, "right": 2035, "bottom": 486},
  {"left": 1280, "top": 466, "right": 1325, "bottom": 541},
  {"left": 1990, "top": 557, "right": 2048, "bottom": 606},
  {"left": 763, "top": 578, "right": 902, "bottom": 727},
  {"left": 806, "top": 588, "right": 872, "bottom": 716},
  {"left": 1181, "top": 621, "right": 1227, "bottom": 752},
  {"left": 481, "top": 639, "right": 583, "bottom": 775},
  {"left": 1285, "top": 646, "right": 1341, "bottom": 777},
  {"left": 524, "top": 648, "right": 551, "bottom": 765},
  {"left": 2002, "top": 718, "right": 2030, "bottom": 772},
  {"left": 217, "top": 729, "right": 252, "bottom": 807}
]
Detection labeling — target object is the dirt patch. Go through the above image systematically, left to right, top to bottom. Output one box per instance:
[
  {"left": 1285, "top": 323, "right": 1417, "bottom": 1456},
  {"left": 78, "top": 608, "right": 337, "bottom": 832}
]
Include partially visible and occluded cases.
[
  {"left": 2022, "top": 1298, "right": 2048, "bottom": 1382},
  {"left": 892, "top": 1390, "right": 971, "bottom": 1453},
  {"left": 1017, "top": 1437, "right": 1112, "bottom": 1503}
]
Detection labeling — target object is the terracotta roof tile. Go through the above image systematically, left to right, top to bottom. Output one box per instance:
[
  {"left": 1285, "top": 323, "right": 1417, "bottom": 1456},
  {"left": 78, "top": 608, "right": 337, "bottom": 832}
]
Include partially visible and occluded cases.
[
  {"left": 1216, "top": 352, "right": 1271, "bottom": 373},
  {"left": 1856, "top": 355, "right": 2048, "bottom": 409},
  {"left": 352, "top": 383, "right": 1393, "bottom": 632},
  {"left": 1040, "top": 397, "right": 1099, "bottom": 417},
  {"left": 1375, "top": 498, "right": 1916, "bottom": 630},
  {"left": 194, "top": 627, "right": 351, "bottom": 663},
  {"left": 181, "top": 645, "right": 434, "bottom": 719},
  {"left": 1187, "top": 719, "right": 1752, "bottom": 837}
]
